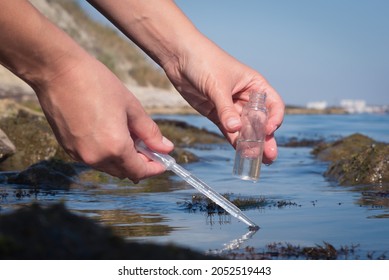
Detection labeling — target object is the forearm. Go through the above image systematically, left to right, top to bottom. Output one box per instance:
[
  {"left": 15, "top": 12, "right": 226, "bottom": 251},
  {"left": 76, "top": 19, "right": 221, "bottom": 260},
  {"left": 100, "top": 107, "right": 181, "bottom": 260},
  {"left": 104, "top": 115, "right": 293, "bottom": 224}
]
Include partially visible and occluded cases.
[
  {"left": 0, "top": 0, "right": 88, "bottom": 90},
  {"left": 87, "top": 0, "right": 207, "bottom": 67}
]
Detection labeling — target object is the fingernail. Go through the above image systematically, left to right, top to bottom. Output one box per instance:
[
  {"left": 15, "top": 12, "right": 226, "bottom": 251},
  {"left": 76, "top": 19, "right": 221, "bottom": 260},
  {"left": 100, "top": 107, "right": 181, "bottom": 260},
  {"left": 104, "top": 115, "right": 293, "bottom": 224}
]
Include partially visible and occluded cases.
[
  {"left": 227, "top": 117, "right": 241, "bottom": 130},
  {"left": 162, "top": 136, "right": 174, "bottom": 147},
  {"left": 264, "top": 147, "right": 277, "bottom": 165},
  {"left": 270, "top": 147, "right": 277, "bottom": 162}
]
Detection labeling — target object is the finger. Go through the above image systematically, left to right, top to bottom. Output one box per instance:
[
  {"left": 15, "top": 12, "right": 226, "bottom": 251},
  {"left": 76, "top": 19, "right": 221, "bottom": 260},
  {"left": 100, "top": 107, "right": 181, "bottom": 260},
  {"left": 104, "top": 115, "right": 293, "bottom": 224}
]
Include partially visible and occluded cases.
[
  {"left": 265, "top": 87, "right": 285, "bottom": 136},
  {"left": 213, "top": 91, "right": 242, "bottom": 133},
  {"left": 126, "top": 98, "right": 174, "bottom": 154},
  {"left": 263, "top": 135, "right": 278, "bottom": 164},
  {"left": 121, "top": 141, "right": 168, "bottom": 181}
]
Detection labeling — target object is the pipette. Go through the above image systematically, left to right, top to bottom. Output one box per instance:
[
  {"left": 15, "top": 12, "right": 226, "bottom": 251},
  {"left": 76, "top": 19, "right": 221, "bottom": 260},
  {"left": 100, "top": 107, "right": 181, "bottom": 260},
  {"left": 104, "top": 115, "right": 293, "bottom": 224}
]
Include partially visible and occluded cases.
[{"left": 135, "top": 140, "right": 259, "bottom": 231}]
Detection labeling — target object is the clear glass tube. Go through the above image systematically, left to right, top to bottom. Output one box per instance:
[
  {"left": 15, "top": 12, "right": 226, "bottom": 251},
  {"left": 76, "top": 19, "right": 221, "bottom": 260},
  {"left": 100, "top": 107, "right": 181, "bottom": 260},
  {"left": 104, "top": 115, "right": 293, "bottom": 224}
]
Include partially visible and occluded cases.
[{"left": 233, "top": 91, "right": 267, "bottom": 182}]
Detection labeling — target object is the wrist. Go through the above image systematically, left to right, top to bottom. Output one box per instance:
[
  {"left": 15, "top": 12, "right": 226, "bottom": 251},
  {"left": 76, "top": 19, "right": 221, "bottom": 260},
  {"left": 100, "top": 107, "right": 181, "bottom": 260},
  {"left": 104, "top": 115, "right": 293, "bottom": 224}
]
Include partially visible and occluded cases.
[
  {"left": 11, "top": 30, "right": 90, "bottom": 93},
  {"left": 29, "top": 45, "right": 90, "bottom": 92}
]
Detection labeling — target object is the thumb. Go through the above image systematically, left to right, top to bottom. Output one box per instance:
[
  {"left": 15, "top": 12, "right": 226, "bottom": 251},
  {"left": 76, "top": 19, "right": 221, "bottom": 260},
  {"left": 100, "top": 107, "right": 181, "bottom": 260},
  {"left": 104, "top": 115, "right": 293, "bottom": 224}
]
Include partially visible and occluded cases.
[
  {"left": 127, "top": 106, "right": 174, "bottom": 154},
  {"left": 134, "top": 120, "right": 174, "bottom": 154}
]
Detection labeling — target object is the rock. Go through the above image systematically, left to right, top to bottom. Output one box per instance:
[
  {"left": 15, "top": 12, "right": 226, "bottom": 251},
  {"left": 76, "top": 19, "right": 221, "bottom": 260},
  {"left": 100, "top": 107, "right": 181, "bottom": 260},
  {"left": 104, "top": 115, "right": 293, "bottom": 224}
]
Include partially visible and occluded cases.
[
  {"left": 0, "top": 99, "right": 71, "bottom": 171},
  {"left": 0, "top": 99, "right": 225, "bottom": 171},
  {"left": 155, "top": 119, "right": 227, "bottom": 164},
  {"left": 156, "top": 119, "right": 226, "bottom": 146},
  {"left": 0, "top": 128, "right": 16, "bottom": 162},
  {"left": 312, "top": 133, "right": 389, "bottom": 186},
  {"left": 312, "top": 133, "right": 374, "bottom": 162},
  {"left": 279, "top": 136, "right": 325, "bottom": 147},
  {"left": 171, "top": 148, "right": 199, "bottom": 164},
  {"left": 6, "top": 160, "right": 79, "bottom": 189},
  {"left": 0, "top": 203, "right": 213, "bottom": 259}
]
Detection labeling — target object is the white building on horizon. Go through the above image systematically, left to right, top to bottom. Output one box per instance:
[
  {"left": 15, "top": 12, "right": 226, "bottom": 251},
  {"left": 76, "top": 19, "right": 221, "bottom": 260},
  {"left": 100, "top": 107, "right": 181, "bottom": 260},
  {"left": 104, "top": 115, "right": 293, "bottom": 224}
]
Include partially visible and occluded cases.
[
  {"left": 305, "top": 98, "right": 387, "bottom": 113},
  {"left": 340, "top": 99, "right": 367, "bottom": 113},
  {"left": 306, "top": 101, "right": 328, "bottom": 110}
]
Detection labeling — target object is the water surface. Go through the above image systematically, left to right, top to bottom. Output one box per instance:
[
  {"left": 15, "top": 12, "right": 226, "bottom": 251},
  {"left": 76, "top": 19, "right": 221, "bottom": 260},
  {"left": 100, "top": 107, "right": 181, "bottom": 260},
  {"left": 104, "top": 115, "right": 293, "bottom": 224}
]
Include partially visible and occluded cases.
[{"left": 1, "top": 114, "right": 388, "bottom": 259}]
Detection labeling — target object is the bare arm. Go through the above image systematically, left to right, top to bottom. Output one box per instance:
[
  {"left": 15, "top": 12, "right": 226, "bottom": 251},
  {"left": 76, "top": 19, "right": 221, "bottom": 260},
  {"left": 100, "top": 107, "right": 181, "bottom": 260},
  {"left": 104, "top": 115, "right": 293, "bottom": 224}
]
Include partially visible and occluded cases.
[
  {"left": 0, "top": 0, "right": 173, "bottom": 181},
  {"left": 0, "top": 0, "right": 85, "bottom": 88},
  {"left": 87, "top": 0, "right": 196, "bottom": 67},
  {"left": 88, "top": 0, "right": 285, "bottom": 163}
]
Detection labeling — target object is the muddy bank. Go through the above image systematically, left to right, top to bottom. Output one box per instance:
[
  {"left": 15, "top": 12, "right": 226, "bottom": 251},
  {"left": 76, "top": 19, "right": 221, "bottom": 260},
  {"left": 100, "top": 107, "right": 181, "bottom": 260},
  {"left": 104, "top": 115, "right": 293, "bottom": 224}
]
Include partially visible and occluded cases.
[{"left": 312, "top": 133, "right": 389, "bottom": 186}]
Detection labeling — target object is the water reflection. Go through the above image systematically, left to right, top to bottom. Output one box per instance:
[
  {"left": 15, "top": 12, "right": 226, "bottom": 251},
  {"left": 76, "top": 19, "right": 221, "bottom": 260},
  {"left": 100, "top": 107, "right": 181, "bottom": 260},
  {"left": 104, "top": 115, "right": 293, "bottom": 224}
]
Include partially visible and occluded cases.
[
  {"left": 79, "top": 169, "right": 188, "bottom": 194},
  {"left": 352, "top": 183, "right": 389, "bottom": 210},
  {"left": 76, "top": 209, "right": 177, "bottom": 238},
  {"left": 206, "top": 213, "right": 232, "bottom": 226},
  {"left": 207, "top": 229, "right": 259, "bottom": 255}
]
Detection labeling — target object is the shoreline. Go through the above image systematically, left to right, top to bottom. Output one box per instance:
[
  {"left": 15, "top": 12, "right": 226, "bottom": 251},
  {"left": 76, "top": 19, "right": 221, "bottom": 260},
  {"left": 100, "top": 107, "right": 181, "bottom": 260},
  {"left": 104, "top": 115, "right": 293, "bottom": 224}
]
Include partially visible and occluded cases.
[{"left": 0, "top": 83, "right": 380, "bottom": 116}]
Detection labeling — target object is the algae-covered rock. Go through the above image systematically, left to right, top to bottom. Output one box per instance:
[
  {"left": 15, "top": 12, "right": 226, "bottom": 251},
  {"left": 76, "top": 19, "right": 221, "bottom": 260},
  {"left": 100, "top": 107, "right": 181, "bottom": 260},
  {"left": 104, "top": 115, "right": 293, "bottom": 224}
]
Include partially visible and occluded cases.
[
  {"left": 0, "top": 99, "right": 225, "bottom": 171},
  {"left": 0, "top": 100, "right": 70, "bottom": 171},
  {"left": 155, "top": 119, "right": 226, "bottom": 146},
  {"left": 312, "top": 133, "right": 389, "bottom": 186},
  {"left": 312, "top": 133, "right": 374, "bottom": 162},
  {"left": 170, "top": 148, "right": 199, "bottom": 164},
  {"left": 6, "top": 160, "right": 78, "bottom": 189},
  {"left": 0, "top": 203, "right": 212, "bottom": 259}
]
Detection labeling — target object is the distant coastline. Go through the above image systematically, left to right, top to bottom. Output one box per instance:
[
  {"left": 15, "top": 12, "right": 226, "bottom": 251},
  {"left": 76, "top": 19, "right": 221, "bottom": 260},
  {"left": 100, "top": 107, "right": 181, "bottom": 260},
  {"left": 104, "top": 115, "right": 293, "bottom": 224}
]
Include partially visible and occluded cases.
[
  {"left": 1, "top": 85, "right": 387, "bottom": 116},
  {"left": 144, "top": 104, "right": 350, "bottom": 115},
  {"left": 284, "top": 105, "right": 347, "bottom": 115}
]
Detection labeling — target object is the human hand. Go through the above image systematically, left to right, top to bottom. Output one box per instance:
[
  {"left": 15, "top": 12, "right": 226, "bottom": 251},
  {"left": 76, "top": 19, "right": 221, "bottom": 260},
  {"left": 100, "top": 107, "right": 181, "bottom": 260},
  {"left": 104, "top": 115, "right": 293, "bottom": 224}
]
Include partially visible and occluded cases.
[
  {"left": 0, "top": 0, "right": 173, "bottom": 181},
  {"left": 85, "top": 0, "right": 283, "bottom": 163},
  {"left": 162, "top": 39, "right": 284, "bottom": 164},
  {"left": 35, "top": 56, "right": 174, "bottom": 182}
]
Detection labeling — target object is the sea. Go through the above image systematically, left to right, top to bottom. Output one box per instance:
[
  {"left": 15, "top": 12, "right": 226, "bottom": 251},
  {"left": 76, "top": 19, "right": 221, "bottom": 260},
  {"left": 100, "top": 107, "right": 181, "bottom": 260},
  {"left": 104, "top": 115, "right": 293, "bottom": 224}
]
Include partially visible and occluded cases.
[{"left": 1, "top": 113, "right": 389, "bottom": 259}]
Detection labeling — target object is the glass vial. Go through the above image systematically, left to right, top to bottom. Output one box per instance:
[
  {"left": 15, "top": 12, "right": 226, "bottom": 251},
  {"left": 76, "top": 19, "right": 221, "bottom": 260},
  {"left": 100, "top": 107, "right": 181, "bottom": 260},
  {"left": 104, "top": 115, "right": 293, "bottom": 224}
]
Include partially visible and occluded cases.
[{"left": 233, "top": 91, "right": 267, "bottom": 182}]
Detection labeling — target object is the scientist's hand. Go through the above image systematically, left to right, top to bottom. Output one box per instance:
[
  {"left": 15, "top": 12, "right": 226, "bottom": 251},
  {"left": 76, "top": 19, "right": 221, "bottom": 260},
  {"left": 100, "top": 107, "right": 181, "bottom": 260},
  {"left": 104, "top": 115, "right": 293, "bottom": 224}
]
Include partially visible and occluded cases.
[
  {"left": 163, "top": 40, "right": 284, "bottom": 164},
  {"left": 35, "top": 57, "right": 173, "bottom": 182}
]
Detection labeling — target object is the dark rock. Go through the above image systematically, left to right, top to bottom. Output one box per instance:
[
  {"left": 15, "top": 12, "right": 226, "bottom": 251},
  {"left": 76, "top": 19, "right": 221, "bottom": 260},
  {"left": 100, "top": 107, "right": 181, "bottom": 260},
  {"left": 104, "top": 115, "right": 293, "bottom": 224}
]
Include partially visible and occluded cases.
[
  {"left": 312, "top": 133, "right": 389, "bottom": 186},
  {"left": 280, "top": 136, "right": 325, "bottom": 147},
  {"left": 7, "top": 160, "right": 78, "bottom": 189},
  {"left": 0, "top": 203, "right": 213, "bottom": 259}
]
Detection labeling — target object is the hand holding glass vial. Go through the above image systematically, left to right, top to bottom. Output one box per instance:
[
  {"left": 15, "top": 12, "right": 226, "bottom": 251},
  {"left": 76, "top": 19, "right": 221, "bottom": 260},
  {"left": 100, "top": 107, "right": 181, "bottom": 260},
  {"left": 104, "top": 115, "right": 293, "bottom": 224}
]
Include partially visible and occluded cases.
[{"left": 233, "top": 91, "right": 267, "bottom": 182}]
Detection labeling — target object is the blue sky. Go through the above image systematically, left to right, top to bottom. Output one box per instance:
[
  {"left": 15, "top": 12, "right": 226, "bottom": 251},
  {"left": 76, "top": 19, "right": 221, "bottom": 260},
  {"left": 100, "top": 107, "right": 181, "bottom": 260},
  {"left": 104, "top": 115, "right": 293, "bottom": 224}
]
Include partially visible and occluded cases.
[{"left": 79, "top": 0, "right": 389, "bottom": 106}]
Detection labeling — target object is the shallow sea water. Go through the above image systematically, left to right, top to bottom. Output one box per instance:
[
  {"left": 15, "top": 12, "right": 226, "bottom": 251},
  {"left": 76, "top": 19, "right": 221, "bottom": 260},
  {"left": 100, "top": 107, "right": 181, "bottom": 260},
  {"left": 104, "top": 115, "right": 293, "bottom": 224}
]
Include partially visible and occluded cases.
[{"left": 1, "top": 113, "right": 389, "bottom": 259}]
